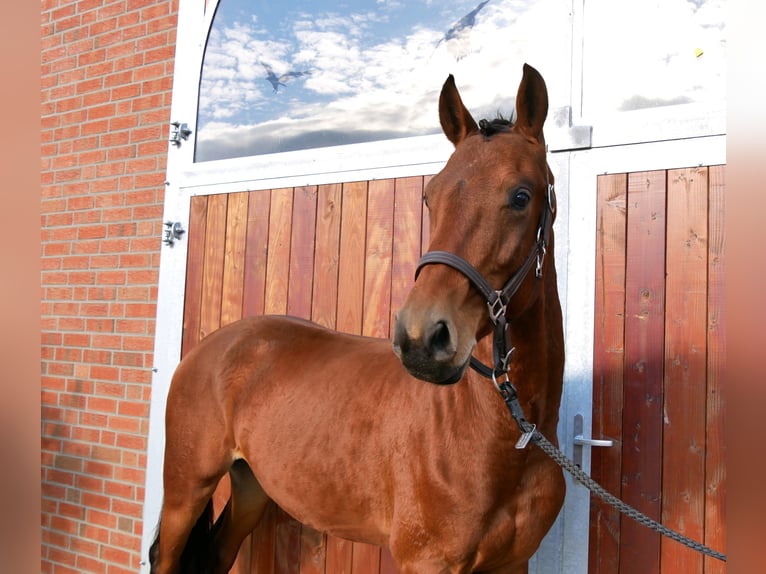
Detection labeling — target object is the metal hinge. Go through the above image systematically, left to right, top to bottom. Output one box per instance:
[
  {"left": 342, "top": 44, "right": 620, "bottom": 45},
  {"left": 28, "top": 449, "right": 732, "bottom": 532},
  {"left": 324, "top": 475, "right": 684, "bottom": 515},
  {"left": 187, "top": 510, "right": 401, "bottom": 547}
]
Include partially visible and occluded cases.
[
  {"left": 169, "top": 121, "right": 192, "bottom": 146},
  {"left": 163, "top": 221, "right": 185, "bottom": 246}
]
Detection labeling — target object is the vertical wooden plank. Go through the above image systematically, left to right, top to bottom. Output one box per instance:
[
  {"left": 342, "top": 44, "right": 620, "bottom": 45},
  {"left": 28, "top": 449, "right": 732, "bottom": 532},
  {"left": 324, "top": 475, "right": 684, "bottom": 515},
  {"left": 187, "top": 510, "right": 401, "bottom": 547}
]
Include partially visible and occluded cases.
[
  {"left": 704, "top": 165, "right": 726, "bottom": 573},
  {"left": 661, "top": 168, "right": 708, "bottom": 573},
  {"left": 620, "top": 170, "right": 666, "bottom": 574},
  {"left": 589, "top": 174, "right": 627, "bottom": 574},
  {"left": 389, "top": 176, "right": 424, "bottom": 334},
  {"left": 348, "top": 178, "right": 396, "bottom": 574},
  {"left": 363, "top": 179, "right": 395, "bottom": 338},
  {"left": 327, "top": 180, "right": 368, "bottom": 573},
  {"left": 337, "top": 181, "right": 368, "bottom": 334},
  {"left": 312, "top": 183, "right": 342, "bottom": 330},
  {"left": 312, "top": 183, "right": 348, "bottom": 572},
  {"left": 288, "top": 185, "right": 318, "bottom": 320},
  {"left": 289, "top": 185, "right": 324, "bottom": 574},
  {"left": 265, "top": 186, "right": 305, "bottom": 574},
  {"left": 242, "top": 187, "right": 273, "bottom": 572},
  {"left": 265, "top": 188, "right": 294, "bottom": 315},
  {"left": 243, "top": 189, "right": 271, "bottom": 318},
  {"left": 220, "top": 191, "right": 251, "bottom": 572},
  {"left": 220, "top": 192, "right": 249, "bottom": 327},
  {"left": 196, "top": 193, "right": 230, "bottom": 545},
  {"left": 199, "top": 193, "right": 228, "bottom": 340},
  {"left": 181, "top": 195, "right": 208, "bottom": 357},
  {"left": 250, "top": 502, "right": 278, "bottom": 574},
  {"left": 274, "top": 511, "right": 302, "bottom": 574},
  {"left": 298, "top": 528, "right": 326, "bottom": 574},
  {"left": 325, "top": 537, "right": 353, "bottom": 574},
  {"left": 351, "top": 544, "right": 381, "bottom": 574}
]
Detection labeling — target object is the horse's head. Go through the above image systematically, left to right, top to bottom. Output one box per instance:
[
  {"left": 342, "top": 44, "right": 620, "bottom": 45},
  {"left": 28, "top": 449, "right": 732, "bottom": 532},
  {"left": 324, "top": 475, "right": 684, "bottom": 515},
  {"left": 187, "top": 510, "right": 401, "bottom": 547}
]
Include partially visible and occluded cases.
[{"left": 393, "top": 63, "right": 555, "bottom": 384}]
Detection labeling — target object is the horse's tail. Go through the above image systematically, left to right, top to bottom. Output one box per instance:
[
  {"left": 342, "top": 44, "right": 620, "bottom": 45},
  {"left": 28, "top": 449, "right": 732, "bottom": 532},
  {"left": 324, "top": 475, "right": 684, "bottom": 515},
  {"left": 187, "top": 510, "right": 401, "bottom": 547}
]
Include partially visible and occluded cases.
[{"left": 148, "top": 500, "right": 215, "bottom": 574}]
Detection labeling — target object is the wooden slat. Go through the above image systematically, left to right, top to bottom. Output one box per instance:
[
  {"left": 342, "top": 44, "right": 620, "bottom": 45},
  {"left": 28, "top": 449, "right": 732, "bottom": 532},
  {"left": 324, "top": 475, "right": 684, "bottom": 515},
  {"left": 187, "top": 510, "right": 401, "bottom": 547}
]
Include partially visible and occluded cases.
[
  {"left": 704, "top": 165, "right": 726, "bottom": 573},
  {"left": 660, "top": 168, "right": 708, "bottom": 573},
  {"left": 619, "top": 170, "right": 666, "bottom": 574},
  {"left": 589, "top": 174, "right": 627, "bottom": 574},
  {"left": 389, "top": 176, "right": 424, "bottom": 334},
  {"left": 346, "top": 178, "right": 397, "bottom": 572},
  {"left": 329, "top": 179, "right": 368, "bottom": 572},
  {"left": 362, "top": 179, "right": 395, "bottom": 338},
  {"left": 336, "top": 181, "right": 368, "bottom": 335},
  {"left": 312, "top": 182, "right": 349, "bottom": 571},
  {"left": 312, "top": 183, "right": 342, "bottom": 329},
  {"left": 288, "top": 186, "right": 318, "bottom": 320},
  {"left": 264, "top": 188, "right": 294, "bottom": 315},
  {"left": 242, "top": 189, "right": 271, "bottom": 318},
  {"left": 220, "top": 192, "right": 249, "bottom": 327},
  {"left": 199, "top": 193, "right": 228, "bottom": 340},
  {"left": 181, "top": 195, "right": 208, "bottom": 357},
  {"left": 250, "top": 503, "right": 278, "bottom": 574},
  {"left": 274, "top": 510, "right": 302, "bottom": 574},
  {"left": 298, "top": 528, "right": 326, "bottom": 574},
  {"left": 324, "top": 537, "right": 353, "bottom": 574},
  {"left": 351, "top": 542, "right": 381, "bottom": 574}
]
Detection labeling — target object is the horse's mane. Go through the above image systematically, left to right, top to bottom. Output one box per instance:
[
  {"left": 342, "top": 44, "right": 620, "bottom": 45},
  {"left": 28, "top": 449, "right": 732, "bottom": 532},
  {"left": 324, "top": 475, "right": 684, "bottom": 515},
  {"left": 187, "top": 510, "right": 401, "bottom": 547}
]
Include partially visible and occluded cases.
[{"left": 478, "top": 113, "right": 514, "bottom": 138}]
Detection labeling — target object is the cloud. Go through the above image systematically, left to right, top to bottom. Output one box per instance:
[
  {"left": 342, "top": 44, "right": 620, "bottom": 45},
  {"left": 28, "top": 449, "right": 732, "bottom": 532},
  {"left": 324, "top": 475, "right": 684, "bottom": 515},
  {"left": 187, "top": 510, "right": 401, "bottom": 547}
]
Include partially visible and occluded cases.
[{"left": 195, "top": 0, "right": 726, "bottom": 161}]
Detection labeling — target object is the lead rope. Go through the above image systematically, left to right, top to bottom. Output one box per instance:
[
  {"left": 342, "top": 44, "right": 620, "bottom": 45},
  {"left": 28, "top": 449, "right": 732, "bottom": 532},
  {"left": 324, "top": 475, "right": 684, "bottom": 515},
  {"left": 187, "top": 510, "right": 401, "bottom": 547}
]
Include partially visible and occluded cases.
[{"left": 495, "top": 367, "right": 727, "bottom": 562}]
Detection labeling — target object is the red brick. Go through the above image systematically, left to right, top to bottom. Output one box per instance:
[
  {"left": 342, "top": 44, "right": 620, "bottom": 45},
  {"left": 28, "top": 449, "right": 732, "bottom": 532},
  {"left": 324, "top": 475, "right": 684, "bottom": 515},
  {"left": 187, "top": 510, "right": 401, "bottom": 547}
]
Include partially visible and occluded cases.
[
  {"left": 123, "top": 23, "right": 148, "bottom": 41},
  {"left": 66, "top": 37, "right": 95, "bottom": 56},
  {"left": 85, "top": 60, "right": 113, "bottom": 77},
  {"left": 82, "top": 90, "right": 111, "bottom": 107},
  {"left": 86, "top": 103, "right": 115, "bottom": 120},
  {"left": 108, "top": 114, "right": 138, "bottom": 131},
  {"left": 81, "top": 119, "right": 110, "bottom": 135},
  {"left": 77, "top": 225, "right": 107, "bottom": 239},
  {"left": 71, "top": 240, "right": 100, "bottom": 255},
  {"left": 68, "top": 271, "right": 96, "bottom": 285},
  {"left": 85, "top": 318, "right": 116, "bottom": 333},
  {"left": 62, "top": 333, "right": 90, "bottom": 347},
  {"left": 118, "top": 399, "right": 149, "bottom": 417},
  {"left": 78, "top": 523, "right": 110, "bottom": 544},
  {"left": 74, "top": 555, "right": 106, "bottom": 574}
]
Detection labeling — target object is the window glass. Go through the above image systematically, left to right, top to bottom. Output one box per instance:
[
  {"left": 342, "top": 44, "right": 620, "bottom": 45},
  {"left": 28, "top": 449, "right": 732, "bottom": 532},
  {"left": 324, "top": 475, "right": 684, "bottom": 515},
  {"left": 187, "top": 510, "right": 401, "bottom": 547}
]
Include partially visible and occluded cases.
[
  {"left": 195, "top": 0, "right": 573, "bottom": 162},
  {"left": 581, "top": 0, "right": 725, "bottom": 117}
]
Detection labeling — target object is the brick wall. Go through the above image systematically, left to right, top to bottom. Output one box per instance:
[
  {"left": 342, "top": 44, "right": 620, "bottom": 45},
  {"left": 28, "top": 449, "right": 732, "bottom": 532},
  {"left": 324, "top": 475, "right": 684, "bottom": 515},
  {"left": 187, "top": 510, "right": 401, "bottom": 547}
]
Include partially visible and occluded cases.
[{"left": 40, "top": 1, "right": 179, "bottom": 572}]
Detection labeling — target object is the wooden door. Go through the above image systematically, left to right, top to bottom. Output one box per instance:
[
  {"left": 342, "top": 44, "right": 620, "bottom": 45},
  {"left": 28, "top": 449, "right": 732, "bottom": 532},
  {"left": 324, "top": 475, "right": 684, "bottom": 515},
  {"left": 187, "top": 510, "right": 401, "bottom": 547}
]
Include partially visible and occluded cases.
[
  {"left": 588, "top": 166, "right": 726, "bottom": 573},
  {"left": 180, "top": 176, "right": 431, "bottom": 573}
]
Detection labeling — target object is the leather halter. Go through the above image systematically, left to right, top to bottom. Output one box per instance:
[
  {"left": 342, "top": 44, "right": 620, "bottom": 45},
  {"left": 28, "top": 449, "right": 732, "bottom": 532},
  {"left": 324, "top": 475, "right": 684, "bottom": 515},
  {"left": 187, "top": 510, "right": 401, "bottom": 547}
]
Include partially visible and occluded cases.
[{"left": 414, "top": 176, "right": 556, "bottom": 381}]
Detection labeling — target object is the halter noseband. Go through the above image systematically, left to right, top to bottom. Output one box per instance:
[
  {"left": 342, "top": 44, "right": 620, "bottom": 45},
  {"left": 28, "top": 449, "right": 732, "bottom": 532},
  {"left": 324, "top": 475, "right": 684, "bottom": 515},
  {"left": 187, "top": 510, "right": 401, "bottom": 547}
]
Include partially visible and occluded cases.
[{"left": 414, "top": 174, "right": 556, "bottom": 382}]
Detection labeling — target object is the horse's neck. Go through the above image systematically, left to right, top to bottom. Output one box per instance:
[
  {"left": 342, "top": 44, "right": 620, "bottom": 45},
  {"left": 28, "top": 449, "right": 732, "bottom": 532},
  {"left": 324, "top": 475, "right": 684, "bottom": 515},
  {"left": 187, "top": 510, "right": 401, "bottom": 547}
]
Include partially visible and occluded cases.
[{"left": 471, "top": 271, "right": 564, "bottom": 436}]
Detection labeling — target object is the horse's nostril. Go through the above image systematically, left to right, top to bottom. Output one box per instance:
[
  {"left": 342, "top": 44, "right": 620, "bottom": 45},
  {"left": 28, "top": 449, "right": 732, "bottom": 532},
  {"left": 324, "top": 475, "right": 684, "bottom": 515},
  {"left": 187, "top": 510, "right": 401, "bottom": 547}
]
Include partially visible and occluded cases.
[{"left": 427, "top": 320, "right": 454, "bottom": 360}]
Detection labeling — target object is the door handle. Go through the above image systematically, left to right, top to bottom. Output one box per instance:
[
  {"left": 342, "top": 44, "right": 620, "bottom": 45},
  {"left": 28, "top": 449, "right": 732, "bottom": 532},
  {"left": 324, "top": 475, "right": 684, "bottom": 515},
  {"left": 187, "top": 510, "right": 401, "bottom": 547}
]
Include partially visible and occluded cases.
[
  {"left": 572, "top": 414, "right": 614, "bottom": 468},
  {"left": 573, "top": 436, "right": 614, "bottom": 447}
]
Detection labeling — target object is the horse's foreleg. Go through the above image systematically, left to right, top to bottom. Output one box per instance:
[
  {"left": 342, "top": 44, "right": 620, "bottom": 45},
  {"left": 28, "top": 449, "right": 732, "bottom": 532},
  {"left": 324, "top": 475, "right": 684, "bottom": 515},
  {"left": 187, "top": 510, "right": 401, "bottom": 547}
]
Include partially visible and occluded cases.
[{"left": 208, "top": 459, "right": 271, "bottom": 574}]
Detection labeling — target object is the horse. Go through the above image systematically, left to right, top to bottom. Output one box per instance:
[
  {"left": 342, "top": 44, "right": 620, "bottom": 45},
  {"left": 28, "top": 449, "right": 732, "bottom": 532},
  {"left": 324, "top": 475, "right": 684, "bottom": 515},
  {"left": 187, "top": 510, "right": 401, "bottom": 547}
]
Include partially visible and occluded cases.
[{"left": 149, "top": 63, "right": 565, "bottom": 574}]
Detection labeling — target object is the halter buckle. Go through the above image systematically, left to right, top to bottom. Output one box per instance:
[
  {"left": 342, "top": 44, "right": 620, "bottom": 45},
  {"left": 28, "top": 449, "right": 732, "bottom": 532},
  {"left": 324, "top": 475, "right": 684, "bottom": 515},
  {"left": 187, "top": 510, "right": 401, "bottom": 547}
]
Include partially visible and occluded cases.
[{"left": 487, "top": 292, "right": 507, "bottom": 325}]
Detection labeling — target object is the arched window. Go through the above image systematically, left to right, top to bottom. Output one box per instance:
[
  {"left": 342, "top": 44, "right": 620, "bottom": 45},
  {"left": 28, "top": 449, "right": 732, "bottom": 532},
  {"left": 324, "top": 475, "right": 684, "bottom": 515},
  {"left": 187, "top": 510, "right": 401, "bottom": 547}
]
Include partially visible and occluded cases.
[{"left": 195, "top": 0, "right": 574, "bottom": 162}]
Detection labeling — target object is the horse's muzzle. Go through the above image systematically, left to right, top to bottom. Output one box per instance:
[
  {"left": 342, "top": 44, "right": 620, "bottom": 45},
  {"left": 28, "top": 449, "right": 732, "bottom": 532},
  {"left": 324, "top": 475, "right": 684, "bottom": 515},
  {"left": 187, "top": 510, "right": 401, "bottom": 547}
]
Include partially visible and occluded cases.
[{"left": 392, "top": 316, "right": 468, "bottom": 385}]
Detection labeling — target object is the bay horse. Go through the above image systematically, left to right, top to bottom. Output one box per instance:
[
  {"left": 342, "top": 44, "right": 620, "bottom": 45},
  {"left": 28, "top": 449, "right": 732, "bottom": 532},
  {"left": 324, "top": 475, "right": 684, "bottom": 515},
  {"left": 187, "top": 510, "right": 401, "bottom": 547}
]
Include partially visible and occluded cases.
[{"left": 150, "top": 63, "right": 565, "bottom": 574}]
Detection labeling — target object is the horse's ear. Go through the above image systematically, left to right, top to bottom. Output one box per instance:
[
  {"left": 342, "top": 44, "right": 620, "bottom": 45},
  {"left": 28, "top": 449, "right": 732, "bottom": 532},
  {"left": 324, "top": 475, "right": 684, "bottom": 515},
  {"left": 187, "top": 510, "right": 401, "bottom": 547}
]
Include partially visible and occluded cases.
[
  {"left": 514, "top": 63, "right": 548, "bottom": 144},
  {"left": 439, "top": 75, "right": 479, "bottom": 147}
]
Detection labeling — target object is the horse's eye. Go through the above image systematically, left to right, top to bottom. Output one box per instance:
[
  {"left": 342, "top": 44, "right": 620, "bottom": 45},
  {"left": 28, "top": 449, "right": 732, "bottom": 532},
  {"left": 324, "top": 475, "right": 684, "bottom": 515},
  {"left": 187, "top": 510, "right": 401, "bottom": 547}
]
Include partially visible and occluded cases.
[
  {"left": 510, "top": 189, "right": 531, "bottom": 210},
  {"left": 423, "top": 194, "right": 430, "bottom": 208}
]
